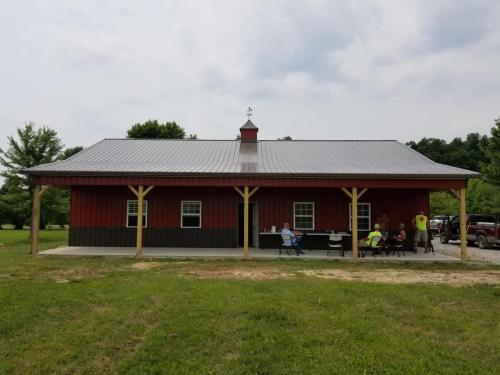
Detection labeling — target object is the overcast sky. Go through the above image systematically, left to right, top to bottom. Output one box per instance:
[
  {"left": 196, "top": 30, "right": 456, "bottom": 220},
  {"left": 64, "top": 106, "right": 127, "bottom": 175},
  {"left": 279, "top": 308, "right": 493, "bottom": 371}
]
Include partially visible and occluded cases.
[{"left": 1, "top": 0, "right": 500, "bottom": 151}]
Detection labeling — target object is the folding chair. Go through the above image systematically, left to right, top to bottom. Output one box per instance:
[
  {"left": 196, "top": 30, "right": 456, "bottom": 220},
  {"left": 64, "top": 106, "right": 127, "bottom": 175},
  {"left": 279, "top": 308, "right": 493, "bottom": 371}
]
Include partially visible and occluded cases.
[
  {"left": 279, "top": 234, "right": 295, "bottom": 255},
  {"left": 327, "top": 234, "right": 344, "bottom": 257},
  {"left": 360, "top": 236, "right": 382, "bottom": 258},
  {"left": 391, "top": 239, "right": 406, "bottom": 257}
]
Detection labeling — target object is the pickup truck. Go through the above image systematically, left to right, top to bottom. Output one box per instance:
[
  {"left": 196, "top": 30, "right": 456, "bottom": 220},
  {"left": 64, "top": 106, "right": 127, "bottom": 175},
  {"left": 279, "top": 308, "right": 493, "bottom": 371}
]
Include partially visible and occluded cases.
[
  {"left": 439, "top": 214, "right": 500, "bottom": 249},
  {"left": 430, "top": 215, "right": 448, "bottom": 233}
]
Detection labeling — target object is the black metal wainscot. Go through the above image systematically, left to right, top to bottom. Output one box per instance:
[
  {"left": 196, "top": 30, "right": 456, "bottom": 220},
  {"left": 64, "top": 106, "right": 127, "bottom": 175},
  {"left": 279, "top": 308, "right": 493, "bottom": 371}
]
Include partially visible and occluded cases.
[{"left": 259, "top": 232, "right": 352, "bottom": 251}]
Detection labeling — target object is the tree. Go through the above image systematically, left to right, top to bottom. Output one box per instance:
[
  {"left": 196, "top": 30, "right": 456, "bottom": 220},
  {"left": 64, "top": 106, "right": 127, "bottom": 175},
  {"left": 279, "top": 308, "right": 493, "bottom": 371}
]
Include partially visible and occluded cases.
[
  {"left": 482, "top": 118, "right": 500, "bottom": 186},
  {"left": 126, "top": 120, "right": 192, "bottom": 139},
  {"left": 0, "top": 122, "right": 63, "bottom": 229},
  {"left": 0, "top": 122, "right": 63, "bottom": 188},
  {"left": 407, "top": 133, "right": 489, "bottom": 172},
  {"left": 277, "top": 136, "right": 293, "bottom": 140},
  {"left": 59, "top": 146, "right": 83, "bottom": 160},
  {"left": 467, "top": 178, "right": 500, "bottom": 214},
  {"left": 0, "top": 181, "right": 30, "bottom": 229},
  {"left": 429, "top": 192, "right": 458, "bottom": 217}
]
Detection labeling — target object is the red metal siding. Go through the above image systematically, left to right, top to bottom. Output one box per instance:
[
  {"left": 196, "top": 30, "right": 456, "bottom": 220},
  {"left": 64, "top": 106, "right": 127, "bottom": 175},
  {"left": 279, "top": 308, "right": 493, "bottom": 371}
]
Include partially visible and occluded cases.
[
  {"left": 36, "top": 175, "right": 467, "bottom": 189},
  {"left": 71, "top": 186, "right": 429, "bottom": 234},
  {"left": 71, "top": 186, "right": 238, "bottom": 228},
  {"left": 255, "top": 188, "right": 428, "bottom": 232}
]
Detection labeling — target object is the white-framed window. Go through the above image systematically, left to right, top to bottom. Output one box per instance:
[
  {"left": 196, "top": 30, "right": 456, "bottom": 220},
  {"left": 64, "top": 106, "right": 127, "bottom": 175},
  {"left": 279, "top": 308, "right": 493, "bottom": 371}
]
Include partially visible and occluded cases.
[
  {"left": 127, "top": 200, "right": 148, "bottom": 228},
  {"left": 181, "top": 201, "right": 202, "bottom": 228},
  {"left": 294, "top": 202, "right": 314, "bottom": 230},
  {"left": 349, "top": 203, "right": 371, "bottom": 231}
]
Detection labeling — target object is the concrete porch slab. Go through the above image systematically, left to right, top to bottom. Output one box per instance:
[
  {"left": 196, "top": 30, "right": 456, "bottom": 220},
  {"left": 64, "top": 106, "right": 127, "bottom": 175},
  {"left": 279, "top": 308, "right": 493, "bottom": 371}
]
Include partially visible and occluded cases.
[{"left": 40, "top": 246, "right": 460, "bottom": 262}]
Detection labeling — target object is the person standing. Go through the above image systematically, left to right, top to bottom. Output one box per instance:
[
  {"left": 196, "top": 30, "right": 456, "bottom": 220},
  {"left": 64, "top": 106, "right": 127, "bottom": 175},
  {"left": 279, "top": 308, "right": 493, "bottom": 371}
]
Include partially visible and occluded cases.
[
  {"left": 412, "top": 210, "right": 429, "bottom": 253},
  {"left": 376, "top": 213, "right": 390, "bottom": 239}
]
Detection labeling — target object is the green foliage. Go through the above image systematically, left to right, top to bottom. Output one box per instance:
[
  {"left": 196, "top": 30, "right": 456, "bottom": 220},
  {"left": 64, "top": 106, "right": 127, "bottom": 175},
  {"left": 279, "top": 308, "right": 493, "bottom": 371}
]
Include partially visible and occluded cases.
[
  {"left": 481, "top": 118, "right": 500, "bottom": 186},
  {"left": 126, "top": 119, "right": 194, "bottom": 139},
  {"left": 0, "top": 122, "right": 63, "bottom": 187},
  {"left": 0, "top": 123, "right": 78, "bottom": 228},
  {"left": 407, "top": 133, "right": 489, "bottom": 172},
  {"left": 277, "top": 136, "right": 293, "bottom": 140},
  {"left": 59, "top": 146, "right": 83, "bottom": 160},
  {"left": 429, "top": 178, "right": 500, "bottom": 216},
  {"left": 467, "top": 178, "right": 500, "bottom": 214},
  {"left": 0, "top": 181, "right": 30, "bottom": 229},
  {"left": 41, "top": 188, "right": 70, "bottom": 228},
  {"left": 429, "top": 192, "right": 458, "bottom": 217}
]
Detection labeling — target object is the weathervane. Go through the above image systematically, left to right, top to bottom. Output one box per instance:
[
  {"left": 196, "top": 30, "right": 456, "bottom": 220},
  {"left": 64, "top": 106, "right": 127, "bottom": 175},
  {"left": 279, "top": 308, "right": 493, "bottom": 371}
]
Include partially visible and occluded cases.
[{"left": 246, "top": 106, "right": 253, "bottom": 120}]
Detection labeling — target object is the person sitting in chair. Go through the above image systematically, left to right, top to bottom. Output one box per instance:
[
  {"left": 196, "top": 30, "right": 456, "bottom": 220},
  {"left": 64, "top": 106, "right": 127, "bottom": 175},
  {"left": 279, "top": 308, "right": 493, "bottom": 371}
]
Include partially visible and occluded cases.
[
  {"left": 281, "top": 222, "right": 304, "bottom": 255},
  {"left": 394, "top": 222, "right": 406, "bottom": 241},
  {"left": 359, "top": 223, "right": 384, "bottom": 253}
]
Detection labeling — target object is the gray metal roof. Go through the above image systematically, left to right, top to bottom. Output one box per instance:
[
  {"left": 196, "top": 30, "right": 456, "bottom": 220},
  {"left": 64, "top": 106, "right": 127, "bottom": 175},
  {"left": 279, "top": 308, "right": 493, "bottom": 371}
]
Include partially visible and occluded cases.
[
  {"left": 240, "top": 120, "right": 258, "bottom": 129},
  {"left": 25, "top": 139, "right": 479, "bottom": 178}
]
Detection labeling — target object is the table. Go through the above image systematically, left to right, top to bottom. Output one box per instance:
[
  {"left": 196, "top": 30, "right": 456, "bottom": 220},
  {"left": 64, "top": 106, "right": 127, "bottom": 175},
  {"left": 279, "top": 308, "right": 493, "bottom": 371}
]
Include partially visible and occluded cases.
[{"left": 259, "top": 232, "right": 352, "bottom": 250}]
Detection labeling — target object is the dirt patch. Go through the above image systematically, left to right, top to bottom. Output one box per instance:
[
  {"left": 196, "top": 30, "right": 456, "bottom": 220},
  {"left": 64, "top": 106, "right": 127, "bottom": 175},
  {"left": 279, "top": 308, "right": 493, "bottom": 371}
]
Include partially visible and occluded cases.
[
  {"left": 132, "top": 262, "right": 162, "bottom": 270},
  {"left": 183, "top": 266, "right": 500, "bottom": 285},
  {"left": 45, "top": 267, "right": 105, "bottom": 282},
  {"left": 185, "top": 267, "right": 295, "bottom": 280},
  {"left": 297, "top": 269, "right": 500, "bottom": 286}
]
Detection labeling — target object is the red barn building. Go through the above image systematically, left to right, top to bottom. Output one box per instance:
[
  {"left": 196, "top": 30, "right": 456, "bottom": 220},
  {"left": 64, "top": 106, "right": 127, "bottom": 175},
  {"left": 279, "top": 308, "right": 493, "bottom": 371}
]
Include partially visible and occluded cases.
[{"left": 26, "top": 120, "right": 478, "bottom": 259}]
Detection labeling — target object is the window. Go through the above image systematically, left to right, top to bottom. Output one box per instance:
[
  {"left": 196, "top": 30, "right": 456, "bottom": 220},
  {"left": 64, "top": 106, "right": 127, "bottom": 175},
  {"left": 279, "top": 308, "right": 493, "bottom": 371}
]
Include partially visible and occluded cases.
[
  {"left": 127, "top": 200, "right": 148, "bottom": 227},
  {"left": 181, "top": 201, "right": 202, "bottom": 228},
  {"left": 294, "top": 202, "right": 314, "bottom": 230},
  {"left": 349, "top": 203, "right": 371, "bottom": 231}
]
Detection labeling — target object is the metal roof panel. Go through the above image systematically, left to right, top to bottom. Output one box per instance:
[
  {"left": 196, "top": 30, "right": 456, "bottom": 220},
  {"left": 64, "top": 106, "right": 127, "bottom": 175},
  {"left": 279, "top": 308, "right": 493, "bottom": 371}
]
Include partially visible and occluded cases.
[{"left": 25, "top": 139, "right": 479, "bottom": 178}]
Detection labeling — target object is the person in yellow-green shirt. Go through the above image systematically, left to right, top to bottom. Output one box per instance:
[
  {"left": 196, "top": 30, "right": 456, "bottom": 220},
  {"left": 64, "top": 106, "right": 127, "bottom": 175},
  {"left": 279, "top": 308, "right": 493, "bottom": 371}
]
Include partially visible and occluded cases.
[
  {"left": 412, "top": 210, "right": 429, "bottom": 253},
  {"left": 359, "top": 223, "right": 383, "bottom": 252}
]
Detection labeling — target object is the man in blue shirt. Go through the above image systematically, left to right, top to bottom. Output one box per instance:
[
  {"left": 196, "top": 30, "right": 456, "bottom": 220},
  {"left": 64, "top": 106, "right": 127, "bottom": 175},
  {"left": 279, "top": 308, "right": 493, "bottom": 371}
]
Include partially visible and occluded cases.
[{"left": 281, "top": 222, "right": 304, "bottom": 255}]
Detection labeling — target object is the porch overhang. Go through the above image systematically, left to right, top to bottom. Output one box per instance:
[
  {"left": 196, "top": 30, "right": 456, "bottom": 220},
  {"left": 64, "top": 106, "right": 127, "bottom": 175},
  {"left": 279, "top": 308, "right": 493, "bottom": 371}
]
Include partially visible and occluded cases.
[{"left": 30, "top": 174, "right": 469, "bottom": 189}]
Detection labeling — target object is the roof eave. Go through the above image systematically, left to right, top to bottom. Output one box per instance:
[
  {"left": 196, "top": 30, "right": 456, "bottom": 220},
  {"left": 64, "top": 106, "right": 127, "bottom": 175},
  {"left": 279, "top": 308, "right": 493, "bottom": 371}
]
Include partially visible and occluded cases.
[{"left": 25, "top": 170, "right": 480, "bottom": 180}]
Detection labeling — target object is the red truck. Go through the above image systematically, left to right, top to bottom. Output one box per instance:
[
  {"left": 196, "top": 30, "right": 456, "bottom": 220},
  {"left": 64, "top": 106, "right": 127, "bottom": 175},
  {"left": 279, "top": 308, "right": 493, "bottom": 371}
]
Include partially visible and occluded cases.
[{"left": 439, "top": 214, "right": 500, "bottom": 249}]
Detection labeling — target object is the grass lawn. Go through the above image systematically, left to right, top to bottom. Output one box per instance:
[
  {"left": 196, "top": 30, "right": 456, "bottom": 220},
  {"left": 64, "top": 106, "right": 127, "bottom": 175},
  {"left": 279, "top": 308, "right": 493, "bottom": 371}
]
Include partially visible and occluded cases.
[{"left": 0, "top": 230, "right": 499, "bottom": 374}]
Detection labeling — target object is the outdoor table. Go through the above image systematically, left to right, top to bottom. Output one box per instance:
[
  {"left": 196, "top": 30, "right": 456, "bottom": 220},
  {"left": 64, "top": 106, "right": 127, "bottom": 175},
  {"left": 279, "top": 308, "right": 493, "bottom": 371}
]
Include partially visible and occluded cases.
[{"left": 259, "top": 231, "right": 352, "bottom": 250}]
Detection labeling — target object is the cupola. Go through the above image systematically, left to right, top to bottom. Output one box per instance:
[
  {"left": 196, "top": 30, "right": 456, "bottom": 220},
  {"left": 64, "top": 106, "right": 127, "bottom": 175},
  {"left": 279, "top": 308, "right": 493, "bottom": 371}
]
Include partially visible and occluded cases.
[{"left": 240, "top": 119, "right": 258, "bottom": 143}]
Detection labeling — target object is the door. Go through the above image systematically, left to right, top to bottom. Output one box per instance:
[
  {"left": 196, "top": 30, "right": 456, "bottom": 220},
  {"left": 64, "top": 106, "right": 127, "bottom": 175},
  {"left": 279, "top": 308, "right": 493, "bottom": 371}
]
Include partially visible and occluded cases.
[
  {"left": 238, "top": 202, "right": 256, "bottom": 247},
  {"left": 252, "top": 203, "right": 259, "bottom": 248}
]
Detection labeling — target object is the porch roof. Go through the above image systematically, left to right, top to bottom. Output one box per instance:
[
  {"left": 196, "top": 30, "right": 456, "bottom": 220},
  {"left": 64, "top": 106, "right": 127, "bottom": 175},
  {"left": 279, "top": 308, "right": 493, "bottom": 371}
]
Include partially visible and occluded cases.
[{"left": 25, "top": 139, "right": 479, "bottom": 179}]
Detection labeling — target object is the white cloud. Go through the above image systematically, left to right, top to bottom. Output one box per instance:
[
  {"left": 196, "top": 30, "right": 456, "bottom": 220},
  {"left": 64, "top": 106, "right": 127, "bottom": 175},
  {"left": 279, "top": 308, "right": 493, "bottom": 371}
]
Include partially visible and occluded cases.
[{"left": 0, "top": 0, "right": 499, "bottom": 154}]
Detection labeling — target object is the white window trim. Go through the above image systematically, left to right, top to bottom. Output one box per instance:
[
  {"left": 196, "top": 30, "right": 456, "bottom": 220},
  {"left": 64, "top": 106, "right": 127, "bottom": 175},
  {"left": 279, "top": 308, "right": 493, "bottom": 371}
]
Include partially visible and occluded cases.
[
  {"left": 126, "top": 200, "right": 148, "bottom": 228},
  {"left": 181, "top": 200, "right": 202, "bottom": 228},
  {"left": 293, "top": 202, "right": 315, "bottom": 230},
  {"left": 349, "top": 202, "right": 371, "bottom": 231}
]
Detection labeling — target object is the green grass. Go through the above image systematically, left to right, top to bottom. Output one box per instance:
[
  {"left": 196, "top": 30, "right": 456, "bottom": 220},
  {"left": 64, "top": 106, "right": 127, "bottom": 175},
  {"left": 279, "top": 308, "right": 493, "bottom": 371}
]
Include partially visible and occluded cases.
[{"left": 0, "top": 230, "right": 499, "bottom": 374}]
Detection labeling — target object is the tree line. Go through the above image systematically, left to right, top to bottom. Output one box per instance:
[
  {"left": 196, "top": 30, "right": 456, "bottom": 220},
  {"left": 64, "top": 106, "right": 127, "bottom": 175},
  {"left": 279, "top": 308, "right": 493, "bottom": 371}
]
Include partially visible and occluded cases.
[
  {"left": 407, "top": 118, "right": 500, "bottom": 216},
  {"left": 1, "top": 119, "right": 499, "bottom": 228},
  {"left": 0, "top": 120, "right": 193, "bottom": 229}
]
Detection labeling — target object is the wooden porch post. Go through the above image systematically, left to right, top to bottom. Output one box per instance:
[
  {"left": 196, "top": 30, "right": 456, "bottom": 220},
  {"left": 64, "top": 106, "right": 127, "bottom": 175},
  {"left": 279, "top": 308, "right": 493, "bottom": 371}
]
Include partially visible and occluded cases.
[
  {"left": 31, "top": 185, "right": 49, "bottom": 255},
  {"left": 128, "top": 185, "right": 155, "bottom": 257},
  {"left": 136, "top": 185, "right": 144, "bottom": 257},
  {"left": 234, "top": 186, "right": 259, "bottom": 257},
  {"left": 243, "top": 186, "right": 249, "bottom": 257},
  {"left": 342, "top": 187, "right": 363, "bottom": 260},
  {"left": 352, "top": 187, "right": 358, "bottom": 259},
  {"left": 459, "top": 187, "right": 468, "bottom": 261},
  {"left": 450, "top": 188, "right": 468, "bottom": 261}
]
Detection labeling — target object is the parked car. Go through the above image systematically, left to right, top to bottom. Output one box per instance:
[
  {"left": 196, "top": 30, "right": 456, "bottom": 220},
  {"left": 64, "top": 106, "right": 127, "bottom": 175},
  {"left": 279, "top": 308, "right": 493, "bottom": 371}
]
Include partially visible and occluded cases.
[
  {"left": 439, "top": 214, "right": 500, "bottom": 249},
  {"left": 430, "top": 215, "right": 447, "bottom": 233}
]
